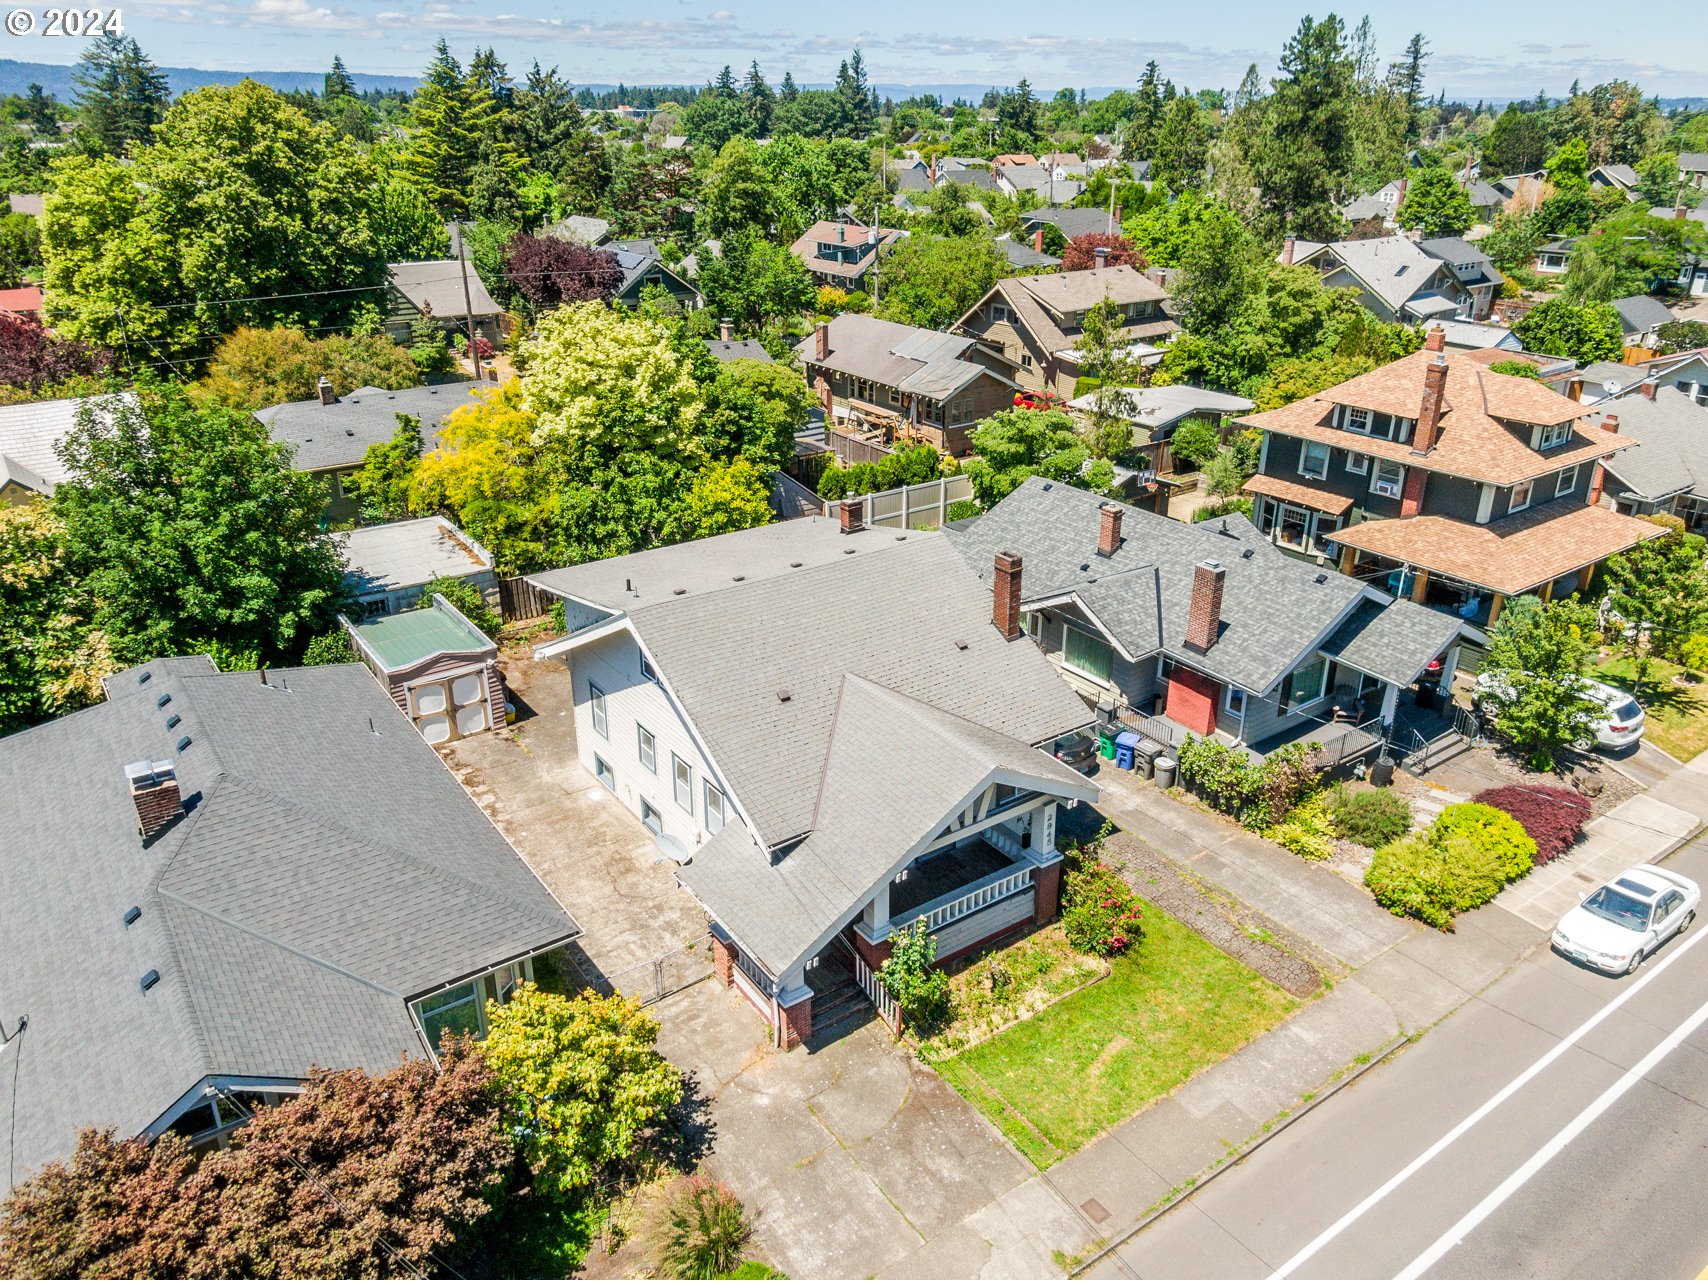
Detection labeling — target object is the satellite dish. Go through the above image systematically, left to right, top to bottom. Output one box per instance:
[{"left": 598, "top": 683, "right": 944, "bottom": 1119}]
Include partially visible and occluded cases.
[{"left": 1603, "top": 379, "right": 1623, "bottom": 396}]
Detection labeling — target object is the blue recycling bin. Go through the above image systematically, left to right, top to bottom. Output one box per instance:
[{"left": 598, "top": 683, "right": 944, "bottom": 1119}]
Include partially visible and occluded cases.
[{"left": 1114, "top": 731, "right": 1140, "bottom": 771}]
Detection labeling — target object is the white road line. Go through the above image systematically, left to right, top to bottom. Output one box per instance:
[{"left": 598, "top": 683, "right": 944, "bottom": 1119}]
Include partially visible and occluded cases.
[
  {"left": 1270, "top": 920, "right": 1708, "bottom": 1280},
  {"left": 1397, "top": 990, "right": 1708, "bottom": 1280}
]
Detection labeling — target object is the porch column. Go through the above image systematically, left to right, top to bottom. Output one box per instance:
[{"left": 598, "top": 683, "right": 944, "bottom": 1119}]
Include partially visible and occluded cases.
[
  {"left": 1339, "top": 544, "right": 1357, "bottom": 576},
  {"left": 1409, "top": 567, "right": 1430, "bottom": 604},
  {"left": 1539, "top": 578, "right": 1555, "bottom": 603},
  {"left": 1487, "top": 592, "right": 1507, "bottom": 627},
  {"left": 1439, "top": 643, "right": 1461, "bottom": 691},
  {"left": 1379, "top": 681, "right": 1400, "bottom": 728},
  {"left": 1028, "top": 801, "right": 1064, "bottom": 925},
  {"left": 853, "top": 885, "right": 895, "bottom": 971},
  {"left": 776, "top": 966, "right": 813, "bottom": 1051}
]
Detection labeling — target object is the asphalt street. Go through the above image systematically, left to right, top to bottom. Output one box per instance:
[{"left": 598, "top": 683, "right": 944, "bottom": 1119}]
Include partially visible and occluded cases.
[{"left": 1110, "top": 834, "right": 1708, "bottom": 1281}]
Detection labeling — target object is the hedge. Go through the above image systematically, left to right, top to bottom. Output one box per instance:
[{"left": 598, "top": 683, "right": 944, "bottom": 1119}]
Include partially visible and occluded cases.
[
  {"left": 1327, "top": 784, "right": 1412, "bottom": 848},
  {"left": 1472, "top": 784, "right": 1592, "bottom": 865}
]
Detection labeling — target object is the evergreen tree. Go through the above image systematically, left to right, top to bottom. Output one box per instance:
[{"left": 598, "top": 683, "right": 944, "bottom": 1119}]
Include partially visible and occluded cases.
[
  {"left": 1251, "top": 14, "right": 1357, "bottom": 241},
  {"left": 1393, "top": 33, "right": 1429, "bottom": 140},
  {"left": 72, "top": 34, "right": 170, "bottom": 156},
  {"left": 403, "top": 39, "right": 517, "bottom": 217},
  {"left": 468, "top": 47, "right": 515, "bottom": 115},
  {"left": 833, "top": 48, "right": 876, "bottom": 138},
  {"left": 324, "top": 55, "right": 357, "bottom": 101},
  {"left": 1129, "top": 60, "right": 1165, "bottom": 159},
  {"left": 743, "top": 61, "right": 774, "bottom": 137},
  {"left": 714, "top": 64, "right": 738, "bottom": 96},
  {"left": 780, "top": 70, "right": 799, "bottom": 102},
  {"left": 997, "top": 79, "right": 1041, "bottom": 141},
  {"left": 22, "top": 84, "right": 56, "bottom": 134},
  {"left": 1152, "top": 96, "right": 1210, "bottom": 193},
  {"left": 1484, "top": 103, "right": 1548, "bottom": 174}
]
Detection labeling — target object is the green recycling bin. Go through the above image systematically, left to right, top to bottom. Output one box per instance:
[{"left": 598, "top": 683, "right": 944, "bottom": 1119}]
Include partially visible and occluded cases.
[{"left": 1097, "top": 726, "right": 1117, "bottom": 760}]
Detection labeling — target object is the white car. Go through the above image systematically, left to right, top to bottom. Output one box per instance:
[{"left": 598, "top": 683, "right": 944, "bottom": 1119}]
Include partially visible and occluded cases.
[
  {"left": 1474, "top": 671, "right": 1646, "bottom": 753},
  {"left": 1552, "top": 865, "right": 1700, "bottom": 974}
]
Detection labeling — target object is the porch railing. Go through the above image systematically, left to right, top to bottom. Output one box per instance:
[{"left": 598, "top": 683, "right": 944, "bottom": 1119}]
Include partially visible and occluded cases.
[
  {"left": 899, "top": 862, "right": 1035, "bottom": 934},
  {"left": 853, "top": 951, "right": 899, "bottom": 1026}
]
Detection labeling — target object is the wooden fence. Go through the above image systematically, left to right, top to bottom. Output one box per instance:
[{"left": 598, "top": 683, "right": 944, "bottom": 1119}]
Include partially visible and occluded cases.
[
  {"left": 826, "top": 428, "right": 895, "bottom": 467},
  {"left": 498, "top": 575, "right": 554, "bottom": 622}
]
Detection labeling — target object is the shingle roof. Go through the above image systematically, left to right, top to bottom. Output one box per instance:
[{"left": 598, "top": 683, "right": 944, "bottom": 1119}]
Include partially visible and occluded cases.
[
  {"left": 1023, "top": 207, "right": 1121, "bottom": 239},
  {"left": 543, "top": 215, "right": 613, "bottom": 244},
  {"left": 787, "top": 220, "right": 905, "bottom": 280},
  {"left": 995, "top": 235, "right": 1062, "bottom": 270},
  {"left": 1300, "top": 236, "right": 1452, "bottom": 314},
  {"left": 388, "top": 260, "right": 501, "bottom": 320},
  {"left": 964, "top": 267, "right": 1173, "bottom": 356},
  {"left": 1612, "top": 295, "right": 1676, "bottom": 334},
  {"left": 792, "top": 313, "right": 1010, "bottom": 401},
  {"left": 705, "top": 338, "right": 774, "bottom": 363},
  {"left": 1241, "top": 348, "right": 1628, "bottom": 486},
  {"left": 255, "top": 382, "right": 479, "bottom": 474},
  {"left": 1066, "top": 384, "right": 1254, "bottom": 429},
  {"left": 1597, "top": 388, "right": 1708, "bottom": 502},
  {"left": 0, "top": 392, "right": 138, "bottom": 492},
  {"left": 1243, "top": 472, "right": 1354, "bottom": 515},
  {"left": 948, "top": 477, "right": 1377, "bottom": 697},
  {"left": 1332, "top": 501, "right": 1662, "bottom": 595},
  {"left": 340, "top": 516, "right": 494, "bottom": 599},
  {"left": 1317, "top": 598, "right": 1466, "bottom": 687},
  {"left": 0, "top": 662, "right": 576, "bottom": 1187},
  {"left": 676, "top": 677, "right": 1095, "bottom": 975}
]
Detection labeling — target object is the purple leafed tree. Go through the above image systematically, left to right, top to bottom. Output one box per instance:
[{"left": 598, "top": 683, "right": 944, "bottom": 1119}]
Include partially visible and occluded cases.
[
  {"left": 502, "top": 234, "right": 625, "bottom": 309},
  {"left": 0, "top": 315, "right": 114, "bottom": 392}
]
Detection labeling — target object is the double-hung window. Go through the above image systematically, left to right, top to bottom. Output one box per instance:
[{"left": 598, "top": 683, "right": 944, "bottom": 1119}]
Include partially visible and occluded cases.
[
  {"left": 1345, "top": 406, "right": 1371, "bottom": 435},
  {"left": 1539, "top": 420, "right": 1572, "bottom": 449},
  {"left": 1299, "top": 440, "right": 1331, "bottom": 480},
  {"left": 1346, "top": 451, "right": 1370, "bottom": 475},
  {"left": 1371, "top": 459, "right": 1405, "bottom": 499},
  {"left": 1555, "top": 465, "right": 1579, "bottom": 497},
  {"left": 1509, "top": 479, "right": 1533, "bottom": 513},
  {"left": 589, "top": 681, "right": 608, "bottom": 738},
  {"left": 1224, "top": 687, "right": 1247, "bottom": 717},
  {"left": 637, "top": 724, "right": 657, "bottom": 773},
  {"left": 672, "top": 753, "right": 694, "bottom": 812},
  {"left": 594, "top": 754, "right": 615, "bottom": 791},
  {"left": 704, "top": 782, "right": 727, "bottom": 834}
]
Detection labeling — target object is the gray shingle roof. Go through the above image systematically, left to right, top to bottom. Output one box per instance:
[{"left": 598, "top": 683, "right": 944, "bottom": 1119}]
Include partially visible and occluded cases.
[
  {"left": 1023, "top": 206, "right": 1120, "bottom": 239},
  {"left": 996, "top": 235, "right": 1062, "bottom": 270},
  {"left": 1306, "top": 236, "right": 1452, "bottom": 313},
  {"left": 387, "top": 260, "right": 501, "bottom": 319},
  {"left": 1612, "top": 295, "right": 1676, "bottom": 334},
  {"left": 792, "top": 313, "right": 1010, "bottom": 401},
  {"left": 705, "top": 339, "right": 774, "bottom": 363},
  {"left": 255, "top": 382, "right": 479, "bottom": 474},
  {"left": 1597, "top": 388, "right": 1708, "bottom": 502},
  {"left": 0, "top": 392, "right": 138, "bottom": 491},
  {"left": 767, "top": 470, "right": 823, "bottom": 521},
  {"left": 948, "top": 477, "right": 1380, "bottom": 697},
  {"left": 340, "top": 516, "right": 495, "bottom": 599},
  {"left": 1317, "top": 598, "right": 1465, "bottom": 687},
  {"left": 0, "top": 662, "right": 576, "bottom": 1187},
  {"left": 676, "top": 676, "right": 1095, "bottom": 975}
]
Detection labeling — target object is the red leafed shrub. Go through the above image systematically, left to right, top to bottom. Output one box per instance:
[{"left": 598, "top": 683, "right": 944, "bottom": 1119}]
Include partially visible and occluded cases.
[{"left": 1472, "top": 785, "right": 1592, "bottom": 865}]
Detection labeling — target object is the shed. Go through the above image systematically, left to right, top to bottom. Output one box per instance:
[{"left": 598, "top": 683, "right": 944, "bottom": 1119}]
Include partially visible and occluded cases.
[
  {"left": 340, "top": 515, "right": 498, "bottom": 615},
  {"left": 344, "top": 594, "right": 505, "bottom": 744}
]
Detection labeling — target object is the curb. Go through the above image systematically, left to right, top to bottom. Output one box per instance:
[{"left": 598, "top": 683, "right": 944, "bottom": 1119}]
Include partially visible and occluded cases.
[{"left": 1067, "top": 1034, "right": 1409, "bottom": 1279}]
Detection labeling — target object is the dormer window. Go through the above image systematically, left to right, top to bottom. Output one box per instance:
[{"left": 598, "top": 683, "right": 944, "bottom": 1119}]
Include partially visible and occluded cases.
[
  {"left": 1346, "top": 406, "right": 1371, "bottom": 434},
  {"left": 1539, "top": 421, "right": 1572, "bottom": 449}
]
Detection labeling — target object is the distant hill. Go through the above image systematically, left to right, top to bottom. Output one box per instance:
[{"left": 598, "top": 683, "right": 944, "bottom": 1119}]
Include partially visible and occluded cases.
[{"left": 0, "top": 58, "right": 419, "bottom": 99}]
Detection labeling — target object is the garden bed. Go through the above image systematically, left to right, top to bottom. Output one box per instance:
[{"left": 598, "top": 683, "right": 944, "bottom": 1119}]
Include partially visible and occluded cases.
[
  {"left": 933, "top": 898, "right": 1297, "bottom": 1168},
  {"left": 915, "top": 925, "right": 1109, "bottom": 1059}
]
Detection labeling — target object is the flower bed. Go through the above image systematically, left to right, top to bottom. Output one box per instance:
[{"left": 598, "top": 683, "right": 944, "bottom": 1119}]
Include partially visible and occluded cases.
[{"left": 916, "top": 925, "right": 1108, "bottom": 1059}]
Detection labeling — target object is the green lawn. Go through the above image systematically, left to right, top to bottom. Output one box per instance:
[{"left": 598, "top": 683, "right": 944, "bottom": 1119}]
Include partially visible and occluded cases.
[
  {"left": 1595, "top": 656, "right": 1708, "bottom": 762},
  {"left": 933, "top": 900, "right": 1298, "bottom": 1168}
]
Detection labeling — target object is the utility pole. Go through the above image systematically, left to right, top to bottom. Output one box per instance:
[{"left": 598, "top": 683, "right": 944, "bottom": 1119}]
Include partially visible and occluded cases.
[{"left": 453, "top": 221, "right": 483, "bottom": 382}]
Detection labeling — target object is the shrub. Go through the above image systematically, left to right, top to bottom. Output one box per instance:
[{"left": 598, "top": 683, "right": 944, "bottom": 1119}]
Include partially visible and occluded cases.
[
  {"left": 1169, "top": 419, "right": 1222, "bottom": 470},
  {"left": 1191, "top": 496, "right": 1255, "bottom": 522},
  {"left": 945, "top": 498, "right": 981, "bottom": 522},
  {"left": 421, "top": 576, "right": 503, "bottom": 639},
  {"left": 302, "top": 630, "right": 355, "bottom": 666},
  {"left": 1680, "top": 634, "right": 1708, "bottom": 674},
  {"left": 1328, "top": 784, "right": 1413, "bottom": 848},
  {"left": 1472, "top": 785, "right": 1591, "bottom": 865},
  {"left": 1267, "top": 793, "right": 1337, "bottom": 860},
  {"left": 1433, "top": 802, "right": 1538, "bottom": 883},
  {"left": 1365, "top": 830, "right": 1508, "bottom": 930},
  {"left": 1061, "top": 857, "right": 1145, "bottom": 956},
  {"left": 878, "top": 919, "right": 951, "bottom": 1030},
  {"left": 648, "top": 1176, "right": 751, "bottom": 1280}
]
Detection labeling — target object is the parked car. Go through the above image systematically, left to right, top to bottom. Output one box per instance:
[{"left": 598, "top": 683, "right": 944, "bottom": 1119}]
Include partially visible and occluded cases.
[
  {"left": 1473, "top": 671, "right": 1645, "bottom": 753},
  {"left": 1051, "top": 731, "right": 1098, "bottom": 774},
  {"left": 1552, "top": 865, "right": 1700, "bottom": 974}
]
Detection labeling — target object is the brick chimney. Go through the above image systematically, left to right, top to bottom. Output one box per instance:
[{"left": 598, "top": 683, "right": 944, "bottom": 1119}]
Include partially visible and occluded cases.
[
  {"left": 1396, "top": 176, "right": 1409, "bottom": 209},
  {"left": 1114, "top": 203, "right": 1123, "bottom": 224},
  {"left": 1678, "top": 205, "right": 1690, "bottom": 221},
  {"left": 1033, "top": 227, "right": 1045, "bottom": 254},
  {"left": 1281, "top": 234, "right": 1296, "bottom": 266},
  {"left": 719, "top": 317, "right": 733, "bottom": 342},
  {"left": 814, "top": 321, "right": 829, "bottom": 362},
  {"left": 1425, "top": 325, "right": 1445, "bottom": 353},
  {"left": 1413, "top": 353, "right": 1449, "bottom": 454},
  {"left": 316, "top": 375, "right": 335, "bottom": 406},
  {"left": 1639, "top": 380, "right": 1657, "bottom": 401},
  {"left": 1602, "top": 413, "right": 1619, "bottom": 434},
  {"left": 1588, "top": 462, "right": 1606, "bottom": 506},
  {"left": 1400, "top": 466, "right": 1428, "bottom": 517},
  {"left": 839, "top": 497, "right": 864, "bottom": 534},
  {"left": 1097, "top": 502, "right": 1123, "bottom": 556},
  {"left": 993, "top": 551, "right": 1023, "bottom": 640},
  {"left": 1185, "top": 561, "right": 1225, "bottom": 652},
  {"left": 126, "top": 760, "right": 182, "bottom": 842}
]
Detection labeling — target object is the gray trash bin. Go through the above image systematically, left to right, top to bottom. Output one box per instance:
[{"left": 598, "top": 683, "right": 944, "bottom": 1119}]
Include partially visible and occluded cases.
[
  {"left": 1132, "top": 737, "right": 1164, "bottom": 780},
  {"left": 1155, "top": 756, "right": 1177, "bottom": 789}
]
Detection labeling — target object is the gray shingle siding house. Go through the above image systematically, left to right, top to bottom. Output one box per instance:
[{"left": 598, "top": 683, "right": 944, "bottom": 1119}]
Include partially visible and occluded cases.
[
  {"left": 1596, "top": 388, "right": 1708, "bottom": 529},
  {"left": 948, "top": 479, "right": 1470, "bottom": 759},
  {"left": 526, "top": 516, "right": 1097, "bottom": 1049},
  {"left": 0, "top": 657, "right": 578, "bottom": 1187}
]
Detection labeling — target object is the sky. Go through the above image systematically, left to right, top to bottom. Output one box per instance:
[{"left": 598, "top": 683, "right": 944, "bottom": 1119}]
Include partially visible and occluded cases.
[{"left": 31, "top": 0, "right": 1708, "bottom": 98}]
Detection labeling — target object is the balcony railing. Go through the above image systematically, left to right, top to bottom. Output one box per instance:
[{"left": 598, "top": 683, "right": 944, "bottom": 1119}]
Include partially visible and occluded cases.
[{"left": 897, "top": 862, "right": 1034, "bottom": 934}]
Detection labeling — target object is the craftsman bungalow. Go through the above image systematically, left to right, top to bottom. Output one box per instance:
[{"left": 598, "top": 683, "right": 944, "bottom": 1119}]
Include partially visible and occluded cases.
[
  {"left": 787, "top": 218, "right": 906, "bottom": 293},
  {"left": 1239, "top": 327, "right": 1659, "bottom": 627},
  {"left": 949, "top": 478, "right": 1471, "bottom": 764},
  {"left": 526, "top": 515, "right": 1097, "bottom": 1049}
]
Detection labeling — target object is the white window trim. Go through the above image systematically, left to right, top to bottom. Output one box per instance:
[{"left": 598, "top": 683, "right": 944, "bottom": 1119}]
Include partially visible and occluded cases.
[
  {"left": 1345, "top": 406, "right": 1372, "bottom": 436},
  {"left": 1537, "top": 420, "right": 1572, "bottom": 449},
  {"left": 1299, "top": 441, "right": 1331, "bottom": 481},
  {"left": 1346, "top": 451, "right": 1370, "bottom": 475},
  {"left": 1371, "top": 459, "right": 1405, "bottom": 499},
  {"left": 1555, "top": 465, "right": 1579, "bottom": 497},
  {"left": 1509, "top": 480, "right": 1533, "bottom": 513},
  {"left": 1060, "top": 621, "right": 1115, "bottom": 685},
  {"left": 639, "top": 652, "right": 658, "bottom": 682},
  {"left": 1286, "top": 656, "right": 1330, "bottom": 710},
  {"left": 589, "top": 681, "right": 608, "bottom": 739},
  {"left": 1223, "top": 686, "right": 1247, "bottom": 717},
  {"left": 637, "top": 724, "right": 657, "bottom": 773},
  {"left": 672, "top": 753, "right": 694, "bottom": 813},
  {"left": 704, "top": 781, "right": 727, "bottom": 834},
  {"left": 640, "top": 798, "right": 663, "bottom": 835}
]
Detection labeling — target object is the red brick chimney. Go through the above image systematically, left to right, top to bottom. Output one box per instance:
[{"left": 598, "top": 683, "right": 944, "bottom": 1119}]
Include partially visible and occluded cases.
[
  {"left": 1396, "top": 176, "right": 1409, "bottom": 209},
  {"left": 1114, "top": 203, "right": 1124, "bottom": 224},
  {"left": 1678, "top": 205, "right": 1690, "bottom": 221},
  {"left": 1033, "top": 227, "right": 1045, "bottom": 254},
  {"left": 1281, "top": 235, "right": 1296, "bottom": 266},
  {"left": 719, "top": 317, "right": 733, "bottom": 342},
  {"left": 814, "top": 321, "right": 829, "bottom": 362},
  {"left": 1425, "top": 325, "right": 1445, "bottom": 353},
  {"left": 1413, "top": 353, "right": 1449, "bottom": 454},
  {"left": 814, "top": 374, "right": 833, "bottom": 419},
  {"left": 1639, "top": 380, "right": 1657, "bottom": 401},
  {"left": 1602, "top": 413, "right": 1619, "bottom": 434},
  {"left": 1588, "top": 462, "right": 1606, "bottom": 506},
  {"left": 1400, "top": 466, "right": 1428, "bottom": 517},
  {"left": 839, "top": 497, "right": 864, "bottom": 533},
  {"left": 1097, "top": 503, "right": 1124, "bottom": 556},
  {"left": 993, "top": 551, "right": 1023, "bottom": 640},
  {"left": 1184, "top": 560, "right": 1225, "bottom": 652},
  {"left": 127, "top": 760, "right": 182, "bottom": 842}
]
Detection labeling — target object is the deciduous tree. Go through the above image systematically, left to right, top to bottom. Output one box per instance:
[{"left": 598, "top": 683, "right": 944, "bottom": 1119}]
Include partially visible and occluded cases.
[
  {"left": 1396, "top": 166, "right": 1475, "bottom": 238},
  {"left": 1060, "top": 232, "right": 1142, "bottom": 272},
  {"left": 502, "top": 233, "right": 624, "bottom": 310},
  {"left": 874, "top": 234, "right": 1005, "bottom": 331},
  {"left": 1513, "top": 298, "right": 1623, "bottom": 364},
  {"left": 193, "top": 326, "right": 418, "bottom": 411},
  {"left": 1481, "top": 595, "right": 1602, "bottom": 770}
]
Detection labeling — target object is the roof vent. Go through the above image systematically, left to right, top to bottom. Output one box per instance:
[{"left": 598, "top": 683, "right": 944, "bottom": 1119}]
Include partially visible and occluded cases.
[
  {"left": 345, "top": 428, "right": 355, "bottom": 437},
  {"left": 1042, "top": 482, "right": 1053, "bottom": 490},
  {"left": 895, "top": 534, "right": 907, "bottom": 541},
  {"left": 843, "top": 548, "right": 856, "bottom": 554},
  {"left": 1240, "top": 548, "right": 1254, "bottom": 560},
  {"left": 790, "top": 561, "right": 803, "bottom": 568},
  {"left": 1314, "top": 572, "right": 1328, "bottom": 584},
  {"left": 732, "top": 574, "right": 746, "bottom": 582},
  {"left": 673, "top": 587, "right": 687, "bottom": 595},
  {"left": 954, "top": 639, "right": 969, "bottom": 650},
  {"left": 137, "top": 670, "right": 152, "bottom": 685},
  {"left": 777, "top": 689, "right": 792, "bottom": 702},
  {"left": 156, "top": 693, "right": 171, "bottom": 709},
  {"left": 166, "top": 714, "right": 181, "bottom": 730},
  {"left": 175, "top": 735, "right": 192, "bottom": 753},
  {"left": 123, "top": 906, "right": 141, "bottom": 927},
  {"left": 140, "top": 969, "right": 160, "bottom": 993}
]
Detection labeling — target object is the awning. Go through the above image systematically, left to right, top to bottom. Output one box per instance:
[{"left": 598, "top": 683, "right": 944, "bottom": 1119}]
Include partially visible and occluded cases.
[
  {"left": 1403, "top": 292, "right": 1462, "bottom": 318},
  {"left": 1243, "top": 473, "right": 1355, "bottom": 516}
]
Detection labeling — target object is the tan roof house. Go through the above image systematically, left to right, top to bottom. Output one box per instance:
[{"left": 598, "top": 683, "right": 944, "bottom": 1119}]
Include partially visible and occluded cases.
[{"left": 787, "top": 219, "right": 906, "bottom": 294}]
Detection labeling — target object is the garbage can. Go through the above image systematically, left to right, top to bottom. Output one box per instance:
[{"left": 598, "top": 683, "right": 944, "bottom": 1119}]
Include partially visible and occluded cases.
[
  {"left": 1414, "top": 679, "right": 1439, "bottom": 711},
  {"left": 1098, "top": 726, "right": 1118, "bottom": 760},
  {"left": 1115, "top": 731, "right": 1139, "bottom": 771},
  {"left": 1132, "top": 737, "right": 1164, "bottom": 780},
  {"left": 1370, "top": 753, "right": 1396, "bottom": 787},
  {"left": 1155, "top": 756, "right": 1177, "bottom": 789}
]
